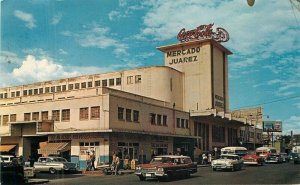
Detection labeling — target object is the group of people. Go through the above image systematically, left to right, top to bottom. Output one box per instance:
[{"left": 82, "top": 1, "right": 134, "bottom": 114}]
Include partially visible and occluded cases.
[
  {"left": 86, "top": 151, "right": 96, "bottom": 171},
  {"left": 201, "top": 153, "right": 212, "bottom": 165}
]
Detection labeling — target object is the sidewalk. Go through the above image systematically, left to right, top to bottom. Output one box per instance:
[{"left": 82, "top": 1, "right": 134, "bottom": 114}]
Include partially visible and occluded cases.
[{"left": 27, "top": 178, "right": 49, "bottom": 184}]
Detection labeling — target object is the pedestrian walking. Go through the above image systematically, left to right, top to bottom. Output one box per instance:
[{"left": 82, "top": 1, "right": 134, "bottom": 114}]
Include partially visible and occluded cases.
[
  {"left": 86, "top": 151, "right": 91, "bottom": 171},
  {"left": 90, "top": 151, "right": 96, "bottom": 171},
  {"left": 112, "top": 153, "right": 120, "bottom": 175},
  {"left": 202, "top": 153, "right": 207, "bottom": 165},
  {"left": 208, "top": 153, "right": 212, "bottom": 164}
]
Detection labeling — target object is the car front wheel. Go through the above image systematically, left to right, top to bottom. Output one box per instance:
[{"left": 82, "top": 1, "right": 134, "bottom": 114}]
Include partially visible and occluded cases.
[
  {"left": 49, "top": 168, "right": 57, "bottom": 174},
  {"left": 139, "top": 176, "right": 146, "bottom": 181}
]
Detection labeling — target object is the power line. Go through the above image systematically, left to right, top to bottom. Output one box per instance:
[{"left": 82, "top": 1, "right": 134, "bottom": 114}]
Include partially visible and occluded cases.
[{"left": 231, "top": 94, "right": 300, "bottom": 110}]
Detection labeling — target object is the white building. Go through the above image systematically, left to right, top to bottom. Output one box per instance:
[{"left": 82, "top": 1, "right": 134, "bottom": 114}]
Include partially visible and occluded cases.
[{"left": 0, "top": 34, "right": 247, "bottom": 168}]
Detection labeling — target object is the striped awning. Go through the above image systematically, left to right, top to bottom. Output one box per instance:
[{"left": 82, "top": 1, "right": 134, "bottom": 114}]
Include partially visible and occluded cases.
[
  {"left": 38, "top": 142, "right": 70, "bottom": 156},
  {"left": 0, "top": 145, "right": 16, "bottom": 152}
]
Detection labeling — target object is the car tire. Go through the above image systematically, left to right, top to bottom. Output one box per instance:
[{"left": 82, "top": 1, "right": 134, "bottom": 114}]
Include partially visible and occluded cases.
[
  {"left": 231, "top": 166, "right": 235, "bottom": 172},
  {"left": 49, "top": 168, "right": 57, "bottom": 174},
  {"left": 212, "top": 168, "right": 216, "bottom": 171},
  {"left": 165, "top": 172, "right": 172, "bottom": 181},
  {"left": 139, "top": 176, "right": 146, "bottom": 181}
]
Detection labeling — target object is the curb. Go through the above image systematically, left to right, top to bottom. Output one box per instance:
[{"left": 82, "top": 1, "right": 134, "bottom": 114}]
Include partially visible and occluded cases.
[{"left": 27, "top": 179, "right": 49, "bottom": 184}]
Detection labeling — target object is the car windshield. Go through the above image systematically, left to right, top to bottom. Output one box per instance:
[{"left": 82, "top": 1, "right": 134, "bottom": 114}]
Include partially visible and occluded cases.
[
  {"left": 246, "top": 151, "right": 256, "bottom": 155},
  {"left": 220, "top": 155, "right": 237, "bottom": 160},
  {"left": 150, "top": 157, "right": 172, "bottom": 164},
  {"left": 54, "top": 158, "right": 68, "bottom": 162}
]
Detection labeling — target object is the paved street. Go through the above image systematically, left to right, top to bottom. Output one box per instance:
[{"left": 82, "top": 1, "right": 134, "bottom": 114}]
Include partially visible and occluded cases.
[{"left": 37, "top": 163, "right": 300, "bottom": 185}]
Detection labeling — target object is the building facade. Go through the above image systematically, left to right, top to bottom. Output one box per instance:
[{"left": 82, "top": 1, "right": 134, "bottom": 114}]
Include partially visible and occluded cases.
[{"left": 0, "top": 36, "right": 246, "bottom": 168}]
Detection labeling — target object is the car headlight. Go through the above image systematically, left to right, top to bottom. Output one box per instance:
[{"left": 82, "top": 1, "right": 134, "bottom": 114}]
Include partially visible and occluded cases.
[
  {"left": 226, "top": 161, "right": 232, "bottom": 166},
  {"left": 136, "top": 166, "right": 141, "bottom": 170},
  {"left": 157, "top": 168, "right": 164, "bottom": 172}
]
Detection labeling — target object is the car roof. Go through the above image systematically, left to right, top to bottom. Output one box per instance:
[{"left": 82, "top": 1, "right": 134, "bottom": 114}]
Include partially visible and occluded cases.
[
  {"left": 220, "top": 154, "right": 239, "bottom": 157},
  {"left": 0, "top": 155, "right": 14, "bottom": 157},
  {"left": 154, "top": 155, "right": 190, "bottom": 159}
]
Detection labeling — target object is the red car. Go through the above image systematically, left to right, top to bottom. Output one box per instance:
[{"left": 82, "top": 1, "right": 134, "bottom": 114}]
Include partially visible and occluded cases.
[
  {"left": 242, "top": 151, "right": 264, "bottom": 166},
  {"left": 134, "top": 155, "right": 197, "bottom": 181}
]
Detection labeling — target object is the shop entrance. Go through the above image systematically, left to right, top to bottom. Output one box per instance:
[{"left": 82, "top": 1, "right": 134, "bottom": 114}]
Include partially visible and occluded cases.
[{"left": 23, "top": 136, "right": 48, "bottom": 162}]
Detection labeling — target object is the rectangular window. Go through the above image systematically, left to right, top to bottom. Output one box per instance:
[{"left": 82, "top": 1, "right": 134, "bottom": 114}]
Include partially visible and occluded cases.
[
  {"left": 135, "top": 75, "right": 141, "bottom": 83},
  {"left": 127, "top": 76, "right": 133, "bottom": 84},
  {"left": 116, "top": 78, "right": 121, "bottom": 85},
  {"left": 170, "top": 78, "right": 173, "bottom": 91},
  {"left": 109, "top": 79, "right": 114, "bottom": 86},
  {"left": 95, "top": 80, "right": 101, "bottom": 87},
  {"left": 102, "top": 80, "right": 107, "bottom": 87},
  {"left": 88, "top": 81, "right": 93, "bottom": 88},
  {"left": 81, "top": 82, "right": 86, "bottom": 89},
  {"left": 75, "top": 83, "right": 80, "bottom": 89},
  {"left": 68, "top": 84, "right": 74, "bottom": 90},
  {"left": 62, "top": 85, "right": 66, "bottom": 91},
  {"left": 51, "top": 86, "right": 55, "bottom": 93},
  {"left": 56, "top": 86, "right": 61, "bottom": 92},
  {"left": 45, "top": 87, "right": 50, "bottom": 93},
  {"left": 39, "top": 88, "right": 43, "bottom": 94},
  {"left": 28, "top": 89, "right": 33, "bottom": 95},
  {"left": 34, "top": 89, "right": 38, "bottom": 94},
  {"left": 23, "top": 90, "right": 28, "bottom": 96},
  {"left": 16, "top": 91, "right": 20, "bottom": 97},
  {"left": 11, "top": 92, "right": 15, "bottom": 98},
  {"left": 0, "top": 93, "right": 3, "bottom": 99},
  {"left": 4, "top": 93, "right": 7, "bottom": 98},
  {"left": 91, "top": 106, "right": 100, "bottom": 119},
  {"left": 80, "top": 107, "right": 89, "bottom": 120},
  {"left": 118, "top": 107, "right": 124, "bottom": 120},
  {"left": 62, "top": 109, "right": 70, "bottom": 121},
  {"left": 126, "top": 109, "right": 132, "bottom": 122},
  {"left": 52, "top": 110, "right": 60, "bottom": 121},
  {"left": 133, "top": 110, "right": 139, "bottom": 122},
  {"left": 42, "top": 111, "right": 48, "bottom": 121},
  {"left": 32, "top": 112, "right": 39, "bottom": 121},
  {"left": 24, "top": 113, "right": 31, "bottom": 121},
  {"left": 150, "top": 113, "right": 156, "bottom": 125},
  {"left": 10, "top": 114, "right": 16, "bottom": 122},
  {"left": 157, "top": 114, "right": 162, "bottom": 125},
  {"left": 0, "top": 115, "right": 1, "bottom": 125},
  {"left": 3, "top": 115, "right": 9, "bottom": 125},
  {"left": 163, "top": 115, "right": 167, "bottom": 126},
  {"left": 176, "top": 118, "right": 180, "bottom": 128},
  {"left": 181, "top": 119, "right": 185, "bottom": 128},
  {"left": 186, "top": 119, "right": 189, "bottom": 128},
  {"left": 212, "top": 125, "right": 225, "bottom": 142}
]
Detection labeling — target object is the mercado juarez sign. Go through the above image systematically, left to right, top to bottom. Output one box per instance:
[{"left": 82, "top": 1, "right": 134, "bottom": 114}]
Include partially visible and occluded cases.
[{"left": 177, "top": 23, "right": 229, "bottom": 43}]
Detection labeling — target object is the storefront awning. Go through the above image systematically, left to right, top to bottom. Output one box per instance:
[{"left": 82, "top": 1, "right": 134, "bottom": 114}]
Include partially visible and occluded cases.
[
  {"left": 38, "top": 142, "right": 70, "bottom": 156},
  {"left": 0, "top": 145, "right": 16, "bottom": 152}
]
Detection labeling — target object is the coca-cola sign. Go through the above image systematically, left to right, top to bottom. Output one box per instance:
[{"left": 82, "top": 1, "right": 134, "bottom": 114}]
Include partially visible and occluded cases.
[{"left": 177, "top": 24, "right": 229, "bottom": 43}]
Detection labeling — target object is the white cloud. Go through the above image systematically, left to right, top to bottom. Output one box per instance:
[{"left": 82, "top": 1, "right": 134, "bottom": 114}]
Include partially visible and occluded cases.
[
  {"left": 14, "top": 10, "right": 36, "bottom": 29},
  {"left": 108, "top": 11, "right": 122, "bottom": 21},
  {"left": 51, "top": 13, "right": 62, "bottom": 25},
  {"left": 61, "top": 24, "right": 128, "bottom": 57},
  {"left": 59, "top": 49, "right": 68, "bottom": 55}
]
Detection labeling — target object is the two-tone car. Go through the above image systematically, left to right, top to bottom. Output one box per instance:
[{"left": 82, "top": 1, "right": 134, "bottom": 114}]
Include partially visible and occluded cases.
[
  {"left": 242, "top": 151, "right": 264, "bottom": 166},
  {"left": 211, "top": 154, "right": 243, "bottom": 171},
  {"left": 265, "top": 154, "right": 283, "bottom": 164},
  {"left": 135, "top": 155, "right": 197, "bottom": 181},
  {"left": 34, "top": 157, "right": 78, "bottom": 174}
]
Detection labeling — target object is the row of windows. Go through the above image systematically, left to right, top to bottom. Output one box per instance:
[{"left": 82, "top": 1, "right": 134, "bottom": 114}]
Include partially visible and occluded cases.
[
  {"left": 0, "top": 75, "right": 142, "bottom": 99},
  {"left": 0, "top": 106, "right": 100, "bottom": 125},
  {"left": 118, "top": 107, "right": 140, "bottom": 123},
  {"left": 150, "top": 113, "right": 168, "bottom": 126},
  {"left": 176, "top": 118, "right": 189, "bottom": 128},
  {"left": 212, "top": 125, "right": 225, "bottom": 142}
]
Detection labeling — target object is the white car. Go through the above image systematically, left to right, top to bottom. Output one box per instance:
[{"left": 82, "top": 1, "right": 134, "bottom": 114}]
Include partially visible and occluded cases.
[
  {"left": 211, "top": 154, "right": 243, "bottom": 171},
  {"left": 34, "top": 157, "right": 78, "bottom": 174}
]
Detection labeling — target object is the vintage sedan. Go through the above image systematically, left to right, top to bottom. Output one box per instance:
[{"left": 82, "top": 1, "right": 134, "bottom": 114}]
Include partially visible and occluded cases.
[
  {"left": 243, "top": 151, "right": 264, "bottom": 166},
  {"left": 211, "top": 154, "right": 243, "bottom": 171},
  {"left": 265, "top": 154, "right": 283, "bottom": 164},
  {"left": 135, "top": 155, "right": 197, "bottom": 181},
  {"left": 34, "top": 157, "right": 78, "bottom": 174}
]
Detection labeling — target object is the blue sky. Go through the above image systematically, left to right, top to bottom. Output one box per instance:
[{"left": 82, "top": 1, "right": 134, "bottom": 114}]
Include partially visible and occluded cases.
[{"left": 1, "top": 0, "right": 300, "bottom": 134}]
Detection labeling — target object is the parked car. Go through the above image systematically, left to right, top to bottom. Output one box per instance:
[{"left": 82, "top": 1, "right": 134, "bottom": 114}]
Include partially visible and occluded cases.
[
  {"left": 242, "top": 151, "right": 265, "bottom": 166},
  {"left": 280, "top": 153, "right": 290, "bottom": 163},
  {"left": 293, "top": 153, "right": 300, "bottom": 164},
  {"left": 211, "top": 154, "right": 243, "bottom": 171},
  {"left": 265, "top": 154, "right": 283, "bottom": 164},
  {"left": 135, "top": 155, "right": 197, "bottom": 181},
  {"left": 1, "top": 157, "right": 25, "bottom": 184},
  {"left": 34, "top": 157, "right": 78, "bottom": 174}
]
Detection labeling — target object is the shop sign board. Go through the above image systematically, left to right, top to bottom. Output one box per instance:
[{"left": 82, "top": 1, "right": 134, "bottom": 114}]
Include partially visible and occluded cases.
[{"left": 263, "top": 121, "right": 282, "bottom": 132}]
